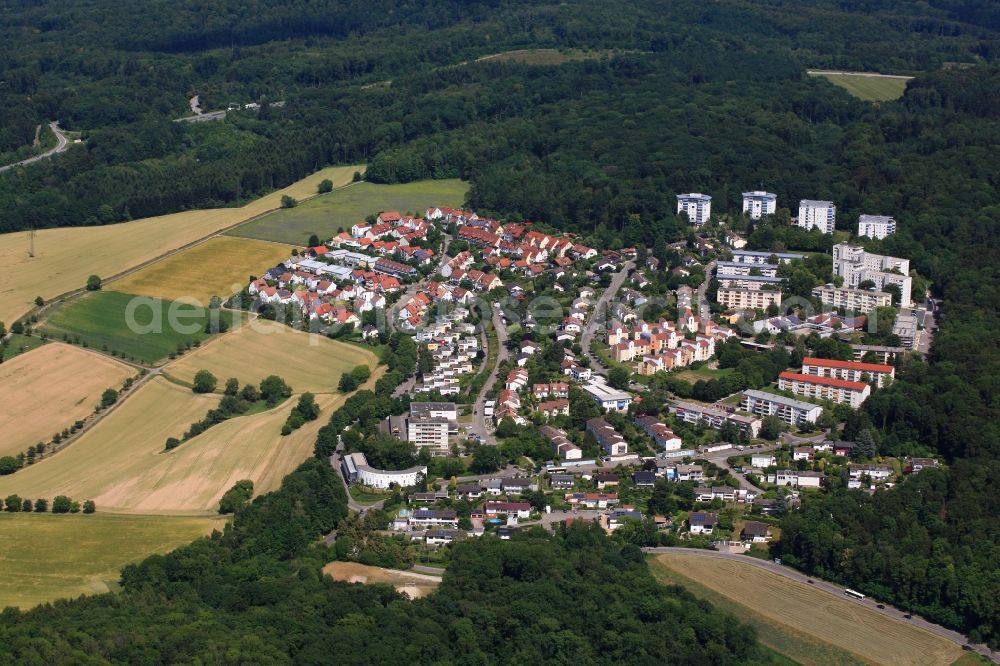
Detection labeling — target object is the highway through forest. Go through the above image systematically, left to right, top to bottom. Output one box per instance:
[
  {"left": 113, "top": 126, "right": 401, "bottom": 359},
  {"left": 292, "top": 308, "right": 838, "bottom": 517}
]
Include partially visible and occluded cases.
[{"left": 0, "top": 122, "right": 70, "bottom": 173}]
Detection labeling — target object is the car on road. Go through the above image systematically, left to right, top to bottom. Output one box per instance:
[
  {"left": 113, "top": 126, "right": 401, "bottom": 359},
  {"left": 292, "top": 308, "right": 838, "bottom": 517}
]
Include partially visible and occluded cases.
[
  {"left": 877, "top": 604, "right": 885, "bottom": 609},
  {"left": 903, "top": 613, "right": 912, "bottom": 619}
]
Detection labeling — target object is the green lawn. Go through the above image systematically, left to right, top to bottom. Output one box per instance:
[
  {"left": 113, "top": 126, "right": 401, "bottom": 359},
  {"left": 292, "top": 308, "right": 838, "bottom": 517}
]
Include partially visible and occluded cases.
[
  {"left": 809, "top": 71, "right": 911, "bottom": 101},
  {"left": 229, "top": 179, "right": 469, "bottom": 245},
  {"left": 40, "top": 291, "right": 234, "bottom": 364},
  {"left": 1, "top": 333, "right": 47, "bottom": 361},
  {"left": 674, "top": 366, "right": 734, "bottom": 384},
  {"left": 349, "top": 486, "right": 391, "bottom": 504},
  {"left": 0, "top": 513, "right": 226, "bottom": 609}
]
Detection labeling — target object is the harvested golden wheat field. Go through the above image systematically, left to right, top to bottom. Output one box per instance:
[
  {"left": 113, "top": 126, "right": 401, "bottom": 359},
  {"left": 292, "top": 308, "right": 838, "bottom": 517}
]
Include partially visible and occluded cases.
[
  {"left": 0, "top": 164, "right": 361, "bottom": 325},
  {"left": 108, "top": 236, "right": 292, "bottom": 305},
  {"left": 164, "top": 323, "right": 377, "bottom": 393},
  {"left": 0, "top": 343, "right": 134, "bottom": 457},
  {"left": 0, "top": 367, "right": 382, "bottom": 514},
  {"left": 653, "top": 553, "right": 962, "bottom": 666}
]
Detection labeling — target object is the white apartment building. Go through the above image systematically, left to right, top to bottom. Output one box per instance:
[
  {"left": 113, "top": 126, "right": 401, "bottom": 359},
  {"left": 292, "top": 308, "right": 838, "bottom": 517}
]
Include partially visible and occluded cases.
[
  {"left": 742, "top": 191, "right": 777, "bottom": 219},
  {"left": 676, "top": 193, "right": 712, "bottom": 227},
  {"left": 797, "top": 199, "right": 837, "bottom": 234},
  {"left": 857, "top": 214, "right": 896, "bottom": 239},
  {"left": 832, "top": 243, "right": 912, "bottom": 306},
  {"left": 730, "top": 249, "right": 805, "bottom": 265},
  {"left": 716, "top": 261, "right": 779, "bottom": 278},
  {"left": 716, "top": 274, "right": 784, "bottom": 290},
  {"left": 812, "top": 284, "right": 891, "bottom": 314},
  {"left": 717, "top": 287, "right": 783, "bottom": 310},
  {"left": 800, "top": 357, "right": 895, "bottom": 388},
  {"left": 778, "top": 371, "right": 871, "bottom": 408},
  {"left": 741, "top": 389, "right": 823, "bottom": 426},
  {"left": 410, "top": 401, "right": 458, "bottom": 420},
  {"left": 406, "top": 416, "right": 451, "bottom": 455}
]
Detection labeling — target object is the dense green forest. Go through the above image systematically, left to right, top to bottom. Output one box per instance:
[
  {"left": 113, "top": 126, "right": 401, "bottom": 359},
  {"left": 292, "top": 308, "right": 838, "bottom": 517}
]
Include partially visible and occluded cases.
[{"left": 2, "top": 0, "right": 1000, "bottom": 654}]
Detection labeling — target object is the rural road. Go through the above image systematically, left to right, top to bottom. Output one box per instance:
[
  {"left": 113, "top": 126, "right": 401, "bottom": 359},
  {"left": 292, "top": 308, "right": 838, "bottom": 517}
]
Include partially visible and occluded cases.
[
  {"left": 806, "top": 69, "right": 914, "bottom": 80},
  {"left": 0, "top": 122, "right": 70, "bottom": 173},
  {"left": 580, "top": 260, "right": 635, "bottom": 375},
  {"left": 470, "top": 305, "right": 510, "bottom": 445},
  {"left": 645, "top": 547, "right": 999, "bottom": 663}
]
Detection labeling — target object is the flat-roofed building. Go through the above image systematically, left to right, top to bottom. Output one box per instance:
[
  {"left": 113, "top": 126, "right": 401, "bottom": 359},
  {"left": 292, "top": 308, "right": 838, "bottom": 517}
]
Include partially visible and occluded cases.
[
  {"left": 742, "top": 191, "right": 777, "bottom": 220},
  {"left": 676, "top": 193, "right": 712, "bottom": 227},
  {"left": 797, "top": 199, "right": 836, "bottom": 234},
  {"left": 858, "top": 214, "right": 896, "bottom": 239},
  {"left": 832, "top": 243, "right": 912, "bottom": 306},
  {"left": 731, "top": 250, "right": 805, "bottom": 265},
  {"left": 717, "top": 260, "right": 779, "bottom": 278},
  {"left": 812, "top": 284, "right": 891, "bottom": 314},
  {"left": 717, "top": 287, "right": 782, "bottom": 310},
  {"left": 582, "top": 379, "right": 632, "bottom": 412},
  {"left": 741, "top": 389, "right": 823, "bottom": 426},
  {"left": 410, "top": 402, "right": 458, "bottom": 420},
  {"left": 341, "top": 452, "right": 426, "bottom": 489}
]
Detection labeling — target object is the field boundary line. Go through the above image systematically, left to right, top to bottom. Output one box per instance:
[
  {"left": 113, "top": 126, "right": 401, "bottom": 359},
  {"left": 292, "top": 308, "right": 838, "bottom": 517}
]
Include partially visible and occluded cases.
[{"left": 7, "top": 167, "right": 363, "bottom": 329}]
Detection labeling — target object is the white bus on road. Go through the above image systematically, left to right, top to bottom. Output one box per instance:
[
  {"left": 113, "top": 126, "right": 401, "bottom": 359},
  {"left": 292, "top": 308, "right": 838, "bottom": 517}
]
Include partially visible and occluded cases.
[{"left": 844, "top": 588, "right": 866, "bottom": 600}]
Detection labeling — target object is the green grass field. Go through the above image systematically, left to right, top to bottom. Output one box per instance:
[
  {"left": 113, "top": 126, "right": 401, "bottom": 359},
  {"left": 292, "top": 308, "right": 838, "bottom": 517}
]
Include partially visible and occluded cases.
[
  {"left": 809, "top": 71, "right": 911, "bottom": 101},
  {"left": 229, "top": 179, "right": 468, "bottom": 245},
  {"left": 40, "top": 291, "right": 234, "bottom": 364},
  {"left": 1, "top": 333, "right": 47, "bottom": 361},
  {"left": 674, "top": 366, "right": 734, "bottom": 384},
  {"left": 0, "top": 513, "right": 226, "bottom": 608}
]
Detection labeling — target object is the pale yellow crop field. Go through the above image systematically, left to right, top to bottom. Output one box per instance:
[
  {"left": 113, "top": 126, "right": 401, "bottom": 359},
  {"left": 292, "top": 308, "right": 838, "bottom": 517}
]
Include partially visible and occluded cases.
[
  {"left": 0, "top": 164, "right": 362, "bottom": 325},
  {"left": 108, "top": 236, "right": 292, "bottom": 305},
  {"left": 164, "top": 323, "right": 378, "bottom": 393},
  {"left": 0, "top": 343, "right": 134, "bottom": 457},
  {"left": 0, "top": 365, "right": 383, "bottom": 514},
  {"left": 0, "top": 377, "right": 218, "bottom": 512},
  {"left": 0, "top": 513, "right": 226, "bottom": 609},
  {"left": 652, "top": 553, "right": 962, "bottom": 666}
]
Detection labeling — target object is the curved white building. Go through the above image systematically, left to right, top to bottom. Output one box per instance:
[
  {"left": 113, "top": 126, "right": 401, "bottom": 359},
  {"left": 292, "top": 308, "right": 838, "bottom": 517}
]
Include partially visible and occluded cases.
[{"left": 341, "top": 451, "right": 426, "bottom": 489}]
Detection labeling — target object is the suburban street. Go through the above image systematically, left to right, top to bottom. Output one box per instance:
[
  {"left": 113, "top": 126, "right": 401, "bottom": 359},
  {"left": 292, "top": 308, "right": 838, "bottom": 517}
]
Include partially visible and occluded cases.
[
  {"left": 0, "top": 122, "right": 70, "bottom": 173},
  {"left": 695, "top": 259, "right": 717, "bottom": 321},
  {"left": 581, "top": 260, "right": 635, "bottom": 375},
  {"left": 470, "top": 305, "right": 510, "bottom": 445},
  {"left": 698, "top": 442, "right": 781, "bottom": 494},
  {"left": 643, "top": 547, "right": 999, "bottom": 663}
]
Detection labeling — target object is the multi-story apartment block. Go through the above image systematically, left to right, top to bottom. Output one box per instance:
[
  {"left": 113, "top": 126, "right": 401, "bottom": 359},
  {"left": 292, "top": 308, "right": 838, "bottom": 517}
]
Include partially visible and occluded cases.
[
  {"left": 742, "top": 191, "right": 777, "bottom": 220},
  {"left": 676, "top": 193, "right": 712, "bottom": 227},
  {"left": 797, "top": 199, "right": 836, "bottom": 234},
  {"left": 857, "top": 214, "right": 896, "bottom": 239},
  {"left": 832, "top": 244, "right": 912, "bottom": 306},
  {"left": 731, "top": 249, "right": 805, "bottom": 265},
  {"left": 716, "top": 261, "right": 779, "bottom": 278},
  {"left": 716, "top": 273, "right": 784, "bottom": 290},
  {"left": 812, "top": 284, "right": 891, "bottom": 314},
  {"left": 717, "top": 287, "right": 783, "bottom": 310},
  {"left": 800, "top": 357, "right": 895, "bottom": 388},
  {"left": 778, "top": 371, "right": 871, "bottom": 408},
  {"left": 740, "top": 389, "right": 823, "bottom": 425},
  {"left": 671, "top": 401, "right": 762, "bottom": 438},
  {"left": 405, "top": 416, "right": 451, "bottom": 455},
  {"left": 586, "top": 418, "right": 628, "bottom": 456}
]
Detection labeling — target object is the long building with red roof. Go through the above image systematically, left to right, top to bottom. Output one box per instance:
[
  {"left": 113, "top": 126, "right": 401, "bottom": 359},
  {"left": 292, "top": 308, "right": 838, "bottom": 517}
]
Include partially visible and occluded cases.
[
  {"left": 800, "top": 357, "right": 895, "bottom": 388},
  {"left": 778, "top": 371, "right": 871, "bottom": 408}
]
